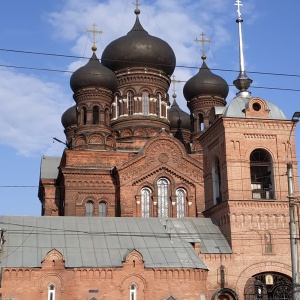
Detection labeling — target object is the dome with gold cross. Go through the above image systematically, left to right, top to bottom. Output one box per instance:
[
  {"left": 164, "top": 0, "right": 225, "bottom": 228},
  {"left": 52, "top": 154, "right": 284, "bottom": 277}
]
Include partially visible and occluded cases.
[
  {"left": 101, "top": 3, "right": 176, "bottom": 75},
  {"left": 70, "top": 51, "right": 118, "bottom": 93},
  {"left": 183, "top": 55, "right": 229, "bottom": 101}
]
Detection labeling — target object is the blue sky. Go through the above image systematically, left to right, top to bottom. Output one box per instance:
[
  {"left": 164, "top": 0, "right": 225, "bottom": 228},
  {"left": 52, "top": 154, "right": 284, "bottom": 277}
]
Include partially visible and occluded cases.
[{"left": 0, "top": 0, "right": 299, "bottom": 215}]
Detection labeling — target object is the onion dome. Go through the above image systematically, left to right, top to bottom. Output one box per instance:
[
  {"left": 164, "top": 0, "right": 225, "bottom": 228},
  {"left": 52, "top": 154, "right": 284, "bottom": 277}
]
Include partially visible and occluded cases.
[
  {"left": 101, "top": 8, "right": 176, "bottom": 75},
  {"left": 70, "top": 51, "right": 118, "bottom": 93},
  {"left": 183, "top": 56, "right": 229, "bottom": 100},
  {"left": 169, "top": 99, "right": 191, "bottom": 130},
  {"left": 61, "top": 105, "right": 77, "bottom": 129}
]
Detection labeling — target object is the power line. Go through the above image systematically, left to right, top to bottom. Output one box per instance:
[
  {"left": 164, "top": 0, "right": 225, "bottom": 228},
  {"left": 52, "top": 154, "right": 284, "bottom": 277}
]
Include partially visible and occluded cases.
[{"left": 1, "top": 47, "right": 300, "bottom": 79}]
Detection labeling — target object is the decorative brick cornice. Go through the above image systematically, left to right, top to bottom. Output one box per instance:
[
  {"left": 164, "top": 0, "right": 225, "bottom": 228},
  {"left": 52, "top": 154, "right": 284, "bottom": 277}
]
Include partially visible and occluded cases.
[{"left": 244, "top": 133, "right": 276, "bottom": 139}]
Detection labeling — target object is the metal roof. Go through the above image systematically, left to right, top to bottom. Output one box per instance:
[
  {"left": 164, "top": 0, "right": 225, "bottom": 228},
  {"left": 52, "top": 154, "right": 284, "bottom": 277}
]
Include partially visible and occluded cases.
[
  {"left": 223, "top": 95, "right": 287, "bottom": 120},
  {"left": 40, "top": 156, "right": 61, "bottom": 179},
  {"left": 0, "top": 216, "right": 231, "bottom": 269}
]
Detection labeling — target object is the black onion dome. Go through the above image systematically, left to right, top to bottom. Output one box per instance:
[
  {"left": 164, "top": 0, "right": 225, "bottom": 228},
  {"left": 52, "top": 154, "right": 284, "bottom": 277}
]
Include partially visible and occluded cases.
[
  {"left": 101, "top": 14, "right": 176, "bottom": 75},
  {"left": 70, "top": 52, "right": 118, "bottom": 93},
  {"left": 183, "top": 60, "right": 229, "bottom": 100},
  {"left": 169, "top": 100, "right": 191, "bottom": 130},
  {"left": 61, "top": 105, "right": 77, "bottom": 129}
]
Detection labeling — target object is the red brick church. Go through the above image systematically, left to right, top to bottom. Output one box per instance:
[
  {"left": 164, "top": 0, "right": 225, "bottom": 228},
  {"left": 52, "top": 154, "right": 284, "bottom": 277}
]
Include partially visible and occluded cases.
[{"left": 0, "top": 2, "right": 299, "bottom": 300}]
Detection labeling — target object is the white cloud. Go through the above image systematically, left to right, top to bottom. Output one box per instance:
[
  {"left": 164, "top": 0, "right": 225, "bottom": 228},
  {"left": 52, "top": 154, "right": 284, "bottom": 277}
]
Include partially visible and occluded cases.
[{"left": 0, "top": 68, "right": 71, "bottom": 156}]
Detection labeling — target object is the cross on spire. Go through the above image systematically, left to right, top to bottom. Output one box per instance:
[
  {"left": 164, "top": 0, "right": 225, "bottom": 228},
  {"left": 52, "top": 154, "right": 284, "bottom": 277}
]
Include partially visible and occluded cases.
[
  {"left": 133, "top": 0, "right": 142, "bottom": 10},
  {"left": 234, "top": 0, "right": 243, "bottom": 18},
  {"left": 85, "top": 23, "right": 103, "bottom": 52},
  {"left": 194, "top": 32, "right": 212, "bottom": 58},
  {"left": 171, "top": 75, "right": 180, "bottom": 100}
]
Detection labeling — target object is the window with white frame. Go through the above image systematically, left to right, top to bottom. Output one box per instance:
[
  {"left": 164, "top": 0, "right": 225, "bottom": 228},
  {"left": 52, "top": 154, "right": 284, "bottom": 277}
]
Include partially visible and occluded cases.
[
  {"left": 127, "top": 91, "right": 134, "bottom": 115},
  {"left": 142, "top": 91, "right": 149, "bottom": 115},
  {"left": 156, "top": 93, "right": 161, "bottom": 116},
  {"left": 250, "top": 149, "right": 274, "bottom": 199},
  {"left": 212, "top": 156, "right": 222, "bottom": 205},
  {"left": 157, "top": 178, "right": 169, "bottom": 217},
  {"left": 141, "top": 188, "right": 151, "bottom": 217},
  {"left": 176, "top": 188, "right": 186, "bottom": 218},
  {"left": 86, "top": 201, "right": 94, "bottom": 217},
  {"left": 99, "top": 202, "right": 107, "bottom": 217},
  {"left": 48, "top": 284, "right": 55, "bottom": 300},
  {"left": 130, "top": 284, "right": 137, "bottom": 300}
]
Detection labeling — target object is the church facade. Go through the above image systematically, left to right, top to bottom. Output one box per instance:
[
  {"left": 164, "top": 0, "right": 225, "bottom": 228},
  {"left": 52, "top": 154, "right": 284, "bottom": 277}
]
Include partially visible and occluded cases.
[{"left": 0, "top": 3, "right": 299, "bottom": 300}]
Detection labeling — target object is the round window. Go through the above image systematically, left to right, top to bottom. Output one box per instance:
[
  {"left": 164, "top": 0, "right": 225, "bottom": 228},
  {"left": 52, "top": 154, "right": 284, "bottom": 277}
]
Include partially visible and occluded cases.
[{"left": 252, "top": 102, "right": 261, "bottom": 111}]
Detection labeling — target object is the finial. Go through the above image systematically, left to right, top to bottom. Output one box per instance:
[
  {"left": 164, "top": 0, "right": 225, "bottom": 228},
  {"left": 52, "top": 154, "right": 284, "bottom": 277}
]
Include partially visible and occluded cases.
[
  {"left": 133, "top": 0, "right": 141, "bottom": 15},
  {"left": 233, "top": 0, "right": 252, "bottom": 96},
  {"left": 234, "top": 0, "right": 243, "bottom": 19},
  {"left": 85, "top": 23, "right": 103, "bottom": 52},
  {"left": 195, "top": 32, "right": 212, "bottom": 60},
  {"left": 171, "top": 75, "right": 180, "bottom": 101}
]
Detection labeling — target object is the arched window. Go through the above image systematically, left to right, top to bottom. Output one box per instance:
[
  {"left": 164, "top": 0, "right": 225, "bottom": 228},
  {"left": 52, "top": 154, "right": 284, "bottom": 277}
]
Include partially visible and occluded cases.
[
  {"left": 127, "top": 91, "right": 134, "bottom": 115},
  {"left": 142, "top": 91, "right": 149, "bottom": 115},
  {"left": 156, "top": 93, "right": 161, "bottom": 116},
  {"left": 117, "top": 95, "right": 121, "bottom": 117},
  {"left": 92, "top": 106, "right": 99, "bottom": 124},
  {"left": 82, "top": 107, "right": 87, "bottom": 125},
  {"left": 104, "top": 108, "right": 110, "bottom": 125},
  {"left": 199, "top": 113, "right": 204, "bottom": 131},
  {"left": 250, "top": 149, "right": 274, "bottom": 199},
  {"left": 212, "top": 156, "right": 222, "bottom": 205},
  {"left": 157, "top": 178, "right": 169, "bottom": 217},
  {"left": 141, "top": 188, "right": 151, "bottom": 217},
  {"left": 176, "top": 189, "right": 186, "bottom": 218},
  {"left": 86, "top": 201, "right": 94, "bottom": 217},
  {"left": 99, "top": 202, "right": 107, "bottom": 217},
  {"left": 48, "top": 284, "right": 55, "bottom": 300},
  {"left": 130, "top": 284, "right": 137, "bottom": 300}
]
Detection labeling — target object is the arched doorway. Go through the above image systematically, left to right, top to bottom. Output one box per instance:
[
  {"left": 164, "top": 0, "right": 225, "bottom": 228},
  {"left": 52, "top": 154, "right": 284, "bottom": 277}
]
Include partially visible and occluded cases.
[
  {"left": 244, "top": 272, "right": 292, "bottom": 300},
  {"left": 212, "top": 288, "right": 238, "bottom": 300}
]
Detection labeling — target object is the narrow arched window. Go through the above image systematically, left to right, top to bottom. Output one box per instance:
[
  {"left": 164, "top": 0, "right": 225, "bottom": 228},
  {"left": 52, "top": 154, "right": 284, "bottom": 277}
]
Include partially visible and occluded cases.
[
  {"left": 128, "top": 91, "right": 134, "bottom": 115},
  {"left": 142, "top": 91, "right": 149, "bottom": 115},
  {"left": 156, "top": 93, "right": 161, "bottom": 116},
  {"left": 117, "top": 95, "right": 121, "bottom": 117},
  {"left": 92, "top": 106, "right": 99, "bottom": 124},
  {"left": 82, "top": 107, "right": 87, "bottom": 125},
  {"left": 104, "top": 108, "right": 110, "bottom": 125},
  {"left": 199, "top": 113, "right": 204, "bottom": 131},
  {"left": 250, "top": 149, "right": 274, "bottom": 199},
  {"left": 212, "top": 157, "right": 222, "bottom": 205},
  {"left": 157, "top": 178, "right": 169, "bottom": 217},
  {"left": 141, "top": 188, "right": 151, "bottom": 217},
  {"left": 176, "top": 189, "right": 186, "bottom": 218},
  {"left": 86, "top": 201, "right": 94, "bottom": 217},
  {"left": 99, "top": 202, "right": 107, "bottom": 217},
  {"left": 48, "top": 284, "right": 55, "bottom": 300},
  {"left": 130, "top": 284, "right": 137, "bottom": 300}
]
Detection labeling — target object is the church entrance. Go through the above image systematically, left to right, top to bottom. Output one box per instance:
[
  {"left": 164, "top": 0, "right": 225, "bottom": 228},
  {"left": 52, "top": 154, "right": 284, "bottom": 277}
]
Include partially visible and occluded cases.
[{"left": 244, "top": 272, "right": 292, "bottom": 300}]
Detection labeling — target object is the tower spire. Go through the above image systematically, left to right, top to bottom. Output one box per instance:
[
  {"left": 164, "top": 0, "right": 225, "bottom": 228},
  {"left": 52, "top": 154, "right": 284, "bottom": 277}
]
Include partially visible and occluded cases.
[
  {"left": 233, "top": 0, "right": 252, "bottom": 96},
  {"left": 85, "top": 23, "right": 103, "bottom": 52},
  {"left": 194, "top": 32, "right": 212, "bottom": 61}
]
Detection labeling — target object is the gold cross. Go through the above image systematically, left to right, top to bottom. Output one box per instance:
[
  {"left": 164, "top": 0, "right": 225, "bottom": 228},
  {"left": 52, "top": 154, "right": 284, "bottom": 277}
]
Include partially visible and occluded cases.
[
  {"left": 133, "top": 0, "right": 142, "bottom": 10},
  {"left": 85, "top": 23, "right": 103, "bottom": 51},
  {"left": 194, "top": 32, "right": 212, "bottom": 56},
  {"left": 171, "top": 75, "right": 181, "bottom": 99}
]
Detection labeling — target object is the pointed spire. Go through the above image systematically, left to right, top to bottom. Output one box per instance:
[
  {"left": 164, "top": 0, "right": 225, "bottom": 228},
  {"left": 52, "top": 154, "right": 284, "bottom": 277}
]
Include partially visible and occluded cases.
[
  {"left": 129, "top": 0, "right": 147, "bottom": 33},
  {"left": 233, "top": 0, "right": 252, "bottom": 96}
]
